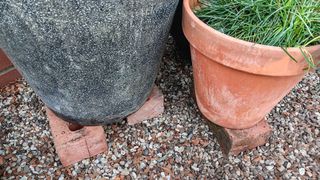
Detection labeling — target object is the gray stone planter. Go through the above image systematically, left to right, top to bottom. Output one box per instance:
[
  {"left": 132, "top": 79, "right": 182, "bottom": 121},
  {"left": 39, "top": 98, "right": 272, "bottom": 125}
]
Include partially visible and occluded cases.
[{"left": 0, "top": 0, "right": 178, "bottom": 125}]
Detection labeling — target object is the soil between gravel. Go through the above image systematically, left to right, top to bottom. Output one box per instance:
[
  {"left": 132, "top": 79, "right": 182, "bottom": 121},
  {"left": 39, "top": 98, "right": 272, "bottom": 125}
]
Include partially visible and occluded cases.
[{"left": 0, "top": 38, "right": 319, "bottom": 179}]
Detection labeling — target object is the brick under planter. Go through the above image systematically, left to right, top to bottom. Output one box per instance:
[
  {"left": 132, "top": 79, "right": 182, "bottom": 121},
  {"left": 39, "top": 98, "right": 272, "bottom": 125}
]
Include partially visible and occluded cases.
[
  {"left": 0, "top": 49, "right": 21, "bottom": 87},
  {"left": 191, "top": 84, "right": 271, "bottom": 155},
  {"left": 46, "top": 85, "right": 164, "bottom": 166},
  {"left": 127, "top": 86, "right": 164, "bottom": 125},
  {"left": 46, "top": 108, "right": 108, "bottom": 167},
  {"left": 206, "top": 118, "right": 272, "bottom": 155}
]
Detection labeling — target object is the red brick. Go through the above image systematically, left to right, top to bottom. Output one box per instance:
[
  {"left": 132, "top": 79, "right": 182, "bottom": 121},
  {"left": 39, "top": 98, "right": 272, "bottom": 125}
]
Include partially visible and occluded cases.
[
  {"left": 0, "top": 49, "right": 13, "bottom": 70},
  {"left": 0, "top": 67, "right": 22, "bottom": 88},
  {"left": 127, "top": 86, "right": 164, "bottom": 125},
  {"left": 46, "top": 108, "right": 107, "bottom": 167},
  {"left": 206, "top": 118, "right": 271, "bottom": 155}
]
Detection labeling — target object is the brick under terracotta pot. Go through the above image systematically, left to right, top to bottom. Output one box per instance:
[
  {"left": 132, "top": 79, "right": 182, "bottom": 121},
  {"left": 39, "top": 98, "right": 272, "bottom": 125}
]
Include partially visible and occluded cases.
[
  {"left": 0, "top": 0, "right": 178, "bottom": 125},
  {"left": 182, "top": 0, "right": 320, "bottom": 129}
]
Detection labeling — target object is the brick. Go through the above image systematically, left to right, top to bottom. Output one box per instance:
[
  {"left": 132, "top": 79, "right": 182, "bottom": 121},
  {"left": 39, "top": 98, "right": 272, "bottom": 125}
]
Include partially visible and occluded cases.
[
  {"left": 0, "top": 49, "right": 13, "bottom": 70},
  {"left": 0, "top": 49, "right": 22, "bottom": 88},
  {"left": 0, "top": 67, "right": 22, "bottom": 88},
  {"left": 127, "top": 86, "right": 164, "bottom": 125},
  {"left": 46, "top": 108, "right": 107, "bottom": 167},
  {"left": 206, "top": 118, "right": 271, "bottom": 155}
]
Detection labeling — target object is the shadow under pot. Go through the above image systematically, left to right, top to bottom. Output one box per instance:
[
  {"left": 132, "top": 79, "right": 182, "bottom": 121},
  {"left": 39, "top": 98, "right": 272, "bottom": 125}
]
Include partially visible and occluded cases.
[
  {"left": 0, "top": 0, "right": 179, "bottom": 125},
  {"left": 170, "top": 0, "right": 191, "bottom": 63},
  {"left": 182, "top": 0, "right": 320, "bottom": 129}
]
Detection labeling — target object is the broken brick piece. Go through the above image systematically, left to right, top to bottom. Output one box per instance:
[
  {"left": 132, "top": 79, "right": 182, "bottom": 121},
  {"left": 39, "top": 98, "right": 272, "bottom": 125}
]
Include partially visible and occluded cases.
[
  {"left": 127, "top": 86, "right": 164, "bottom": 125},
  {"left": 46, "top": 108, "right": 107, "bottom": 167},
  {"left": 206, "top": 118, "right": 272, "bottom": 155}
]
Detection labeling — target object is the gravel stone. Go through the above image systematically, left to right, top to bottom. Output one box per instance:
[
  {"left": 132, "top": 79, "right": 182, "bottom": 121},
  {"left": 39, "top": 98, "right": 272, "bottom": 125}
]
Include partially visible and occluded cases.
[{"left": 299, "top": 168, "right": 305, "bottom": 175}]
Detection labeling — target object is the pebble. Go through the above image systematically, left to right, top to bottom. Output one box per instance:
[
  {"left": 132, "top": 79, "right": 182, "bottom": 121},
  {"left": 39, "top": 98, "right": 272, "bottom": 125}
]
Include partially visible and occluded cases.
[
  {"left": 174, "top": 146, "right": 184, "bottom": 153},
  {"left": 100, "top": 158, "right": 107, "bottom": 164},
  {"left": 140, "top": 162, "right": 146, "bottom": 169},
  {"left": 286, "top": 162, "right": 292, "bottom": 169},
  {"left": 191, "top": 164, "right": 200, "bottom": 171},
  {"left": 266, "top": 166, "right": 274, "bottom": 171},
  {"left": 277, "top": 166, "right": 285, "bottom": 172},
  {"left": 299, "top": 168, "right": 305, "bottom": 176},
  {"left": 121, "top": 169, "right": 130, "bottom": 176},
  {"left": 72, "top": 171, "right": 77, "bottom": 176},
  {"left": 58, "top": 175, "right": 64, "bottom": 180}
]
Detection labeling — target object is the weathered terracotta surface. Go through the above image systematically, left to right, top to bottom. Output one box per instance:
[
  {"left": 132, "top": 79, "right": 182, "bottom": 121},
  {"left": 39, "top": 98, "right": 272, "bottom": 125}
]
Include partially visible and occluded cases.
[
  {"left": 182, "top": 0, "right": 320, "bottom": 129},
  {"left": 127, "top": 85, "right": 164, "bottom": 125},
  {"left": 47, "top": 108, "right": 107, "bottom": 167}
]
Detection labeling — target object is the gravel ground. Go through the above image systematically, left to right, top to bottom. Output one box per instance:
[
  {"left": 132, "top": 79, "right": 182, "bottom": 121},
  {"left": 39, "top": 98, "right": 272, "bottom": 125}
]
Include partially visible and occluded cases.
[{"left": 0, "top": 37, "right": 319, "bottom": 179}]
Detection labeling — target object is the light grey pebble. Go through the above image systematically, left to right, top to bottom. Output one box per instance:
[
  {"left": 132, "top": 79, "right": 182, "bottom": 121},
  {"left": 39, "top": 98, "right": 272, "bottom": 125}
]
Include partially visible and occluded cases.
[
  {"left": 266, "top": 166, "right": 274, "bottom": 171},
  {"left": 299, "top": 168, "right": 305, "bottom": 176}
]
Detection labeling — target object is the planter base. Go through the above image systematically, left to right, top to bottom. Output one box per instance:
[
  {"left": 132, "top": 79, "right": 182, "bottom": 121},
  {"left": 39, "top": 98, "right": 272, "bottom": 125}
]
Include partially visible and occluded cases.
[
  {"left": 127, "top": 86, "right": 164, "bottom": 125},
  {"left": 46, "top": 108, "right": 107, "bottom": 167},
  {"left": 206, "top": 118, "right": 271, "bottom": 155}
]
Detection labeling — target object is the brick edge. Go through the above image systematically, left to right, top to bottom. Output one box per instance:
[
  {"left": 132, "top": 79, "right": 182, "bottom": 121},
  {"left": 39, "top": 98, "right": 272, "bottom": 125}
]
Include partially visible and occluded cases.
[{"left": 0, "top": 49, "right": 22, "bottom": 88}]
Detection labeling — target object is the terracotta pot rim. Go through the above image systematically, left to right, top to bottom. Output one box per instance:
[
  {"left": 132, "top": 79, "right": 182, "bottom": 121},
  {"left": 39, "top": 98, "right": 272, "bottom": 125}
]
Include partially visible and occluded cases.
[
  {"left": 182, "top": 0, "right": 320, "bottom": 76},
  {"left": 183, "top": 0, "right": 320, "bottom": 52}
]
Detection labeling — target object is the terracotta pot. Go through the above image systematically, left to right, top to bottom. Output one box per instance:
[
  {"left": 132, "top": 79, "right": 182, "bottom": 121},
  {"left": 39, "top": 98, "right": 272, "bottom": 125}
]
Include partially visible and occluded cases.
[{"left": 182, "top": 0, "right": 320, "bottom": 129}]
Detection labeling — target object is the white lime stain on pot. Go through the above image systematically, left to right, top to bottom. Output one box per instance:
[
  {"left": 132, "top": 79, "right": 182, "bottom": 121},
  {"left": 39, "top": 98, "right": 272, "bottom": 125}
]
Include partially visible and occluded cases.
[
  {"left": 191, "top": 21, "right": 196, "bottom": 28},
  {"left": 207, "top": 86, "right": 239, "bottom": 119}
]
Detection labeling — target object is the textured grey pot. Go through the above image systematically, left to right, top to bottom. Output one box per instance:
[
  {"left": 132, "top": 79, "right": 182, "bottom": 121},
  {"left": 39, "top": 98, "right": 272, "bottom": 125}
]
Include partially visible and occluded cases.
[{"left": 0, "top": 0, "right": 178, "bottom": 125}]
